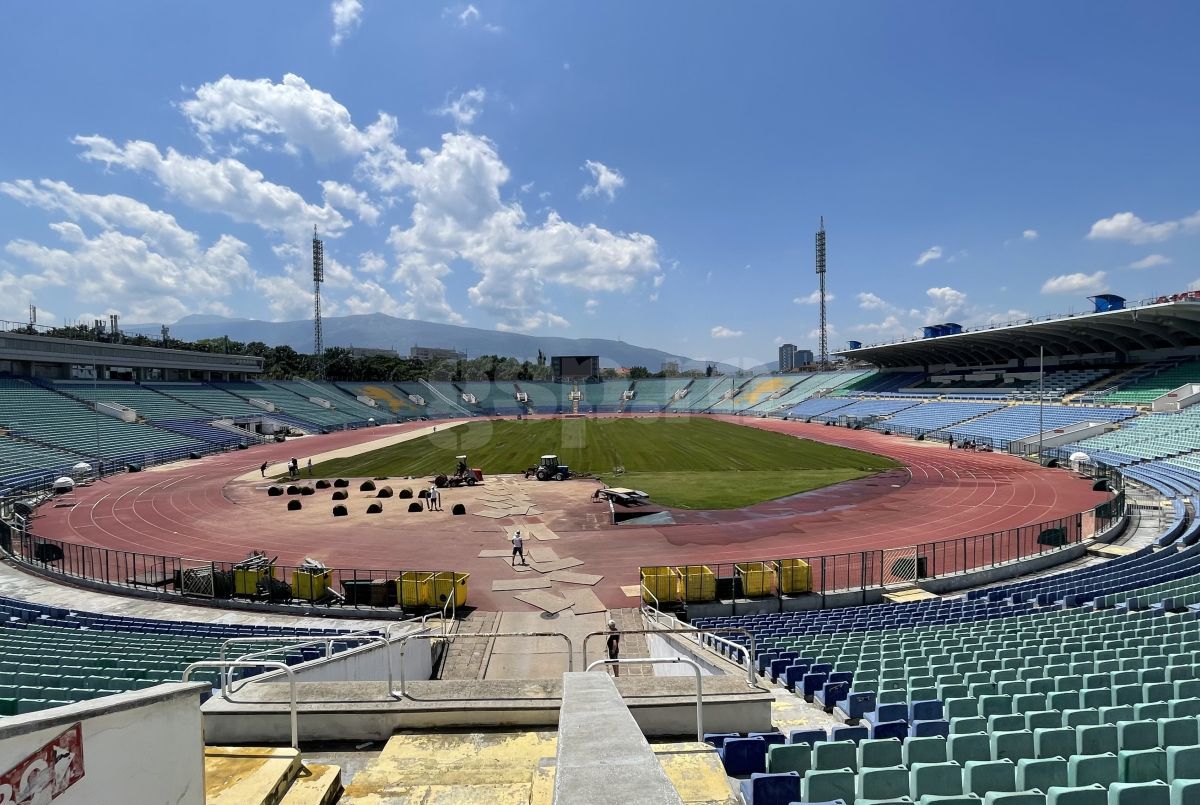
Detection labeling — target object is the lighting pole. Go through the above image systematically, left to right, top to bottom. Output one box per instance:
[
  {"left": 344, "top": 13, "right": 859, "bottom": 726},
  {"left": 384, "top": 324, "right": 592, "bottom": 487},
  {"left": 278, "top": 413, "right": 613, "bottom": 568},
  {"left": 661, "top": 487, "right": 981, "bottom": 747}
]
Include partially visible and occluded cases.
[{"left": 1036, "top": 346, "right": 1045, "bottom": 459}]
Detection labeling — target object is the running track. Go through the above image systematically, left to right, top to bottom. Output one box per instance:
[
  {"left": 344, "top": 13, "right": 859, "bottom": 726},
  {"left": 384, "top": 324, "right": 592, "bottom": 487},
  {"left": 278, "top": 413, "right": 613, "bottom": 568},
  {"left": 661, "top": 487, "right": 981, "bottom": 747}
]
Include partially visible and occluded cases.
[{"left": 31, "top": 416, "right": 1109, "bottom": 611}]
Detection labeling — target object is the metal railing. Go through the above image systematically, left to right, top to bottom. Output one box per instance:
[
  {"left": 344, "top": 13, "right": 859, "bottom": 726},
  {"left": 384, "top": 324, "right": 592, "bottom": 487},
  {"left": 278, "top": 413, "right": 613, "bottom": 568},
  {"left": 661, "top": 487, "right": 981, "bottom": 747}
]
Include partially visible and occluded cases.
[
  {"left": 218, "top": 624, "right": 400, "bottom": 699},
  {"left": 582, "top": 626, "right": 758, "bottom": 687},
  {"left": 395, "top": 631, "right": 576, "bottom": 699},
  {"left": 585, "top": 657, "right": 705, "bottom": 741},
  {"left": 183, "top": 660, "right": 298, "bottom": 750}
]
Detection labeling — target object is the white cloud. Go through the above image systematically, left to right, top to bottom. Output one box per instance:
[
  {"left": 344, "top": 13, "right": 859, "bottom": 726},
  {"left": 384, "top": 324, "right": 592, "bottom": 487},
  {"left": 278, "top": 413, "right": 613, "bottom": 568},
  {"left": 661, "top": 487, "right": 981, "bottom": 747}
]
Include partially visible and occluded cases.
[
  {"left": 330, "top": 0, "right": 363, "bottom": 47},
  {"left": 449, "top": 3, "right": 501, "bottom": 32},
  {"left": 458, "top": 4, "right": 480, "bottom": 24},
  {"left": 179, "top": 73, "right": 394, "bottom": 161},
  {"left": 437, "top": 87, "right": 487, "bottom": 128},
  {"left": 74, "top": 135, "right": 349, "bottom": 240},
  {"left": 579, "top": 160, "right": 625, "bottom": 202},
  {"left": 0, "top": 178, "right": 255, "bottom": 321},
  {"left": 321, "top": 180, "right": 380, "bottom": 225},
  {"left": 1087, "top": 210, "right": 1200, "bottom": 244},
  {"left": 1022, "top": 229, "right": 1039, "bottom": 240},
  {"left": 914, "top": 245, "right": 943, "bottom": 266},
  {"left": 1128, "top": 254, "right": 1172, "bottom": 270},
  {"left": 1041, "top": 271, "right": 1108, "bottom": 295},
  {"left": 924, "top": 286, "right": 968, "bottom": 322},
  {"left": 794, "top": 290, "right": 833, "bottom": 305},
  {"left": 856, "top": 292, "right": 889, "bottom": 310},
  {"left": 584, "top": 298, "right": 599, "bottom": 315},
  {"left": 851, "top": 316, "right": 909, "bottom": 339},
  {"left": 711, "top": 325, "right": 743, "bottom": 339}
]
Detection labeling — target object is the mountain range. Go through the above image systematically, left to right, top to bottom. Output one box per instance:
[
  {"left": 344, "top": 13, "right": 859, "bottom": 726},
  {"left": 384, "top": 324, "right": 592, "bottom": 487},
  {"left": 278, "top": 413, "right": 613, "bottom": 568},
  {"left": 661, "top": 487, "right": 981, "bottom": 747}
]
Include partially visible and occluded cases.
[{"left": 124, "top": 313, "right": 748, "bottom": 373}]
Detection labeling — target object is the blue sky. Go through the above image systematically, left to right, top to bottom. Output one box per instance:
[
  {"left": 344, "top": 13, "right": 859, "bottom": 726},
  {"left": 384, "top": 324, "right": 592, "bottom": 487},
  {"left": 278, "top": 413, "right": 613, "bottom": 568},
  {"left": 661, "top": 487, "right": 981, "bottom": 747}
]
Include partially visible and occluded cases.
[{"left": 1, "top": 1, "right": 1198, "bottom": 366}]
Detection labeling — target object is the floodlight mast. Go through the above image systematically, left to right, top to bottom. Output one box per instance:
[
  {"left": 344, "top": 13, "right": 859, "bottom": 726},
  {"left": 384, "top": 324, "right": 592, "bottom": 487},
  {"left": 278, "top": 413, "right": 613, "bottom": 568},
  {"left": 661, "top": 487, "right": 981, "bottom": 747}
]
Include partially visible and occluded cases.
[
  {"left": 815, "top": 217, "right": 828, "bottom": 369},
  {"left": 312, "top": 225, "right": 325, "bottom": 380}
]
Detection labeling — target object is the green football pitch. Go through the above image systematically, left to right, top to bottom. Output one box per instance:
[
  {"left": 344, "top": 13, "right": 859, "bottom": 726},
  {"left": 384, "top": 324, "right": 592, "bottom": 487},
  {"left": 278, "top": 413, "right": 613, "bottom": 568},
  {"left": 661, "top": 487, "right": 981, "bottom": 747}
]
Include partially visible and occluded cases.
[{"left": 306, "top": 417, "right": 900, "bottom": 509}]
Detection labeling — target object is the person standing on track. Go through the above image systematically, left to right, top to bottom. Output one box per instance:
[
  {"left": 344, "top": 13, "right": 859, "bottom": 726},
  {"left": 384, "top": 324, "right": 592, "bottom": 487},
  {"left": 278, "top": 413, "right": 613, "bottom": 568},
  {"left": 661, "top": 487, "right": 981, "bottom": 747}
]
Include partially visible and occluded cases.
[
  {"left": 307, "top": 458, "right": 313, "bottom": 477},
  {"left": 260, "top": 461, "right": 268, "bottom": 477},
  {"left": 428, "top": 483, "right": 441, "bottom": 512},
  {"left": 510, "top": 529, "right": 526, "bottom": 566}
]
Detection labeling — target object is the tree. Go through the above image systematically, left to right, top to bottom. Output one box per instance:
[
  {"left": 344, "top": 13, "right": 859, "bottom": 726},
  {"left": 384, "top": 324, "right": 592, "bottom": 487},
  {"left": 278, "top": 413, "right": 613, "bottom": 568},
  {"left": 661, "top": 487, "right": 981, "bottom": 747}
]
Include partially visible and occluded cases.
[
  {"left": 705, "top": 363, "right": 715, "bottom": 377},
  {"left": 628, "top": 366, "right": 651, "bottom": 379}
]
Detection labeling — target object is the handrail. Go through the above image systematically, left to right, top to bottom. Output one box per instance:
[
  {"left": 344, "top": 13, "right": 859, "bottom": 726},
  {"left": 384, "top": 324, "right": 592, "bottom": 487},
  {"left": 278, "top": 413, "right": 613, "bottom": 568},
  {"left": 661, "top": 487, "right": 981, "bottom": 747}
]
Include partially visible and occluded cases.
[
  {"left": 639, "top": 583, "right": 661, "bottom": 625},
  {"left": 644, "top": 608, "right": 759, "bottom": 680},
  {"left": 582, "top": 626, "right": 758, "bottom": 687},
  {"left": 218, "top": 629, "right": 396, "bottom": 699},
  {"left": 395, "top": 630, "right": 575, "bottom": 699},
  {"left": 585, "top": 657, "right": 704, "bottom": 741},
  {"left": 183, "top": 660, "right": 298, "bottom": 750}
]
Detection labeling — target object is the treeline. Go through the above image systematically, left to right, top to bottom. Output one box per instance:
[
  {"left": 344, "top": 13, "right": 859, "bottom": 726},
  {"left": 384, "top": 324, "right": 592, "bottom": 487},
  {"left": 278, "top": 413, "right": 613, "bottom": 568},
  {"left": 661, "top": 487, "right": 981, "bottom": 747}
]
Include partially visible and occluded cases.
[{"left": 30, "top": 323, "right": 718, "bottom": 382}]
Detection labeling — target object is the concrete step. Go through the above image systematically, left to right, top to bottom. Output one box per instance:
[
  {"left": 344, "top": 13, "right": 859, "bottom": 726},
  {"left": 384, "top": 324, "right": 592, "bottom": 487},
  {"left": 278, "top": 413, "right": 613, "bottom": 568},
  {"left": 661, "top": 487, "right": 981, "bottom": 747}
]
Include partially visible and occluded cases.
[
  {"left": 1088, "top": 543, "right": 1139, "bottom": 558},
  {"left": 883, "top": 584, "right": 939, "bottom": 604},
  {"left": 341, "top": 730, "right": 557, "bottom": 803},
  {"left": 653, "top": 742, "right": 740, "bottom": 804},
  {"left": 205, "top": 746, "right": 301, "bottom": 805},
  {"left": 528, "top": 762, "right": 556, "bottom": 805},
  {"left": 279, "top": 763, "right": 342, "bottom": 805}
]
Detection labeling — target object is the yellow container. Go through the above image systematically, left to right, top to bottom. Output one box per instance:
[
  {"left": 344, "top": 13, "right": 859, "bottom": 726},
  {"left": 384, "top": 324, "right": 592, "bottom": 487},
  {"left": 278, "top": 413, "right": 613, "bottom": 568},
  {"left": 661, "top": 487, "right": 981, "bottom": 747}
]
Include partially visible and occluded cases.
[
  {"left": 779, "top": 559, "right": 812, "bottom": 594},
  {"left": 736, "top": 562, "right": 777, "bottom": 598},
  {"left": 674, "top": 565, "right": 716, "bottom": 603},
  {"left": 233, "top": 566, "right": 273, "bottom": 597},
  {"left": 640, "top": 566, "right": 677, "bottom": 604},
  {"left": 292, "top": 569, "right": 331, "bottom": 602},
  {"left": 397, "top": 571, "right": 433, "bottom": 607},
  {"left": 427, "top": 571, "right": 469, "bottom": 608}
]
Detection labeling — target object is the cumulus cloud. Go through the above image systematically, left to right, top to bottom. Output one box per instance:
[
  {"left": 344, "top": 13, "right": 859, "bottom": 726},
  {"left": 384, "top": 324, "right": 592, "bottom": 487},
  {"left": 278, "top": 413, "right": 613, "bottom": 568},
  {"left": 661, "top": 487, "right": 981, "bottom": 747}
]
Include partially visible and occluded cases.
[
  {"left": 331, "top": 0, "right": 363, "bottom": 47},
  {"left": 449, "top": 3, "right": 501, "bottom": 32},
  {"left": 437, "top": 87, "right": 487, "bottom": 128},
  {"left": 74, "top": 135, "right": 348, "bottom": 241},
  {"left": 579, "top": 160, "right": 625, "bottom": 202},
  {"left": 0, "top": 178, "right": 255, "bottom": 321},
  {"left": 320, "top": 180, "right": 380, "bottom": 225},
  {"left": 1087, "top": 210, "right": 1200, "bottom": 244},
  {"left": 1022, "top": 229, "right": 1039, "bottom": 240},
  {"left": 914, "top": 245, "right": 943, "bottom": 266},
  {"left": 1128, "top": 254, "right": 1172, "bottom": 270},
  {"left": 1041, "top": 271, "right": 1108, "bottom": 294},
  {"left": 925, "top": 286, "right": 968, "bottom": 321},
  {"left": 794, "top": 290, "right": 833, "bottom": 305},
  {"left": 856, "top": 292, "right": 889, "bottom": 310},
  {"left": 711, "top": 325, "right": 743, "bottom": 339}
]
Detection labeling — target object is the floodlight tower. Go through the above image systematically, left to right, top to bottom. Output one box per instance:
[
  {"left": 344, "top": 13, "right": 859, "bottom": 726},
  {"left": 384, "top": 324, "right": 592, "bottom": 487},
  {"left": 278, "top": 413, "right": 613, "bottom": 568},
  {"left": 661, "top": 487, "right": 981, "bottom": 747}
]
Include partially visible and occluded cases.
[
  {"left": 815, "top": 217, "right": 829, "bottom": 369},
  {"left": 312, "top": 225, "right": 325, "bottom": 379}
]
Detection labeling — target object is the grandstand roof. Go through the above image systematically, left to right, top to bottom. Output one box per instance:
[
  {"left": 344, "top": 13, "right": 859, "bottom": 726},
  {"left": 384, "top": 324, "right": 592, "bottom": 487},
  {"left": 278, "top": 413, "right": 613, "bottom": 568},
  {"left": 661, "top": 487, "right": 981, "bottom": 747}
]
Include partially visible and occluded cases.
[{"left": 839, "top": 297, "right": 1200, "bottom": 367}]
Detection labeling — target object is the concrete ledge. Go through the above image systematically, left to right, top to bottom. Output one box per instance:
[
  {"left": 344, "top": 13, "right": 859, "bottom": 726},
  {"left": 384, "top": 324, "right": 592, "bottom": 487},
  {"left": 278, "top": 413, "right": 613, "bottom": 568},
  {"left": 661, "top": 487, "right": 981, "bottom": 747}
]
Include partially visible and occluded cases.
[
  {"left": 553, "top": 673, "right": 682, "bottom": 805},
  {"left": 200, "top": 675, "right": 774, "bottom": 743},
  {"left": 0, "top": 682, "right": 208, "bottom": 740}
]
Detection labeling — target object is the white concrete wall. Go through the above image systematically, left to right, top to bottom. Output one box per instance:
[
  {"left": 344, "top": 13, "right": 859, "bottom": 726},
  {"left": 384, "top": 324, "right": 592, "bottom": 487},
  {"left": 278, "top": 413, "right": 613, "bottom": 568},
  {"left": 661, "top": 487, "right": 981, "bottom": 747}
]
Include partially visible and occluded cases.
[
  {"left": 1153, "top": 384, "right": 1200, "bottom": 412},
  {"left": 248, "top": 397, "right": 276, "bottom": 412},
  {"left": 95, "top": 401, "right": 135, "bottom": 423},
  {"left": 289, "top": 636, "right": 433, "bottom": 685},
  {"left": 0, "top": 683, "right": 206, "bottom": 805}
]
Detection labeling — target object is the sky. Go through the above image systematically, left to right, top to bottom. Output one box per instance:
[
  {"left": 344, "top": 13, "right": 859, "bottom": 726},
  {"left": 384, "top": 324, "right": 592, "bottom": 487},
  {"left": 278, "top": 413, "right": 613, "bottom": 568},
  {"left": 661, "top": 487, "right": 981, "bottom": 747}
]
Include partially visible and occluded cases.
[{"left": 1, "top": 1, "right": 1199, "bottom": 368}]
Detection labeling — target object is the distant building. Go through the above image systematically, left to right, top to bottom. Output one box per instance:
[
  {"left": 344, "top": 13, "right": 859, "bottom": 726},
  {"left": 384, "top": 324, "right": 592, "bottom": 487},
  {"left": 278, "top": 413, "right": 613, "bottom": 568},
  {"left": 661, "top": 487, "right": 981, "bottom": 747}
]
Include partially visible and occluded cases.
[
  {"left": 778, "top": 343, "right": 798, "bottom": 372},
  {"left": 410, "top": 345, "right": 467, "bottom": 362},
  {"left": 349, "top": 346, "right": 400, "bottom": 358},
  {"left": 796, "top": 349, "right": 814, "bottom": 367},
  {"left": 660, "top": 361, "right": 680, "bottom": 375}
]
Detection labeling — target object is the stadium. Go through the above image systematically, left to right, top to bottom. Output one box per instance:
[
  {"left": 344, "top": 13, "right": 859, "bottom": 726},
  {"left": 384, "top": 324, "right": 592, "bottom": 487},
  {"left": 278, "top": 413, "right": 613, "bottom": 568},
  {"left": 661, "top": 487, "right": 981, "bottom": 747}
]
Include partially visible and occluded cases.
[{"left": 4, "top": 288, "right": 1200, "bottom": 803}]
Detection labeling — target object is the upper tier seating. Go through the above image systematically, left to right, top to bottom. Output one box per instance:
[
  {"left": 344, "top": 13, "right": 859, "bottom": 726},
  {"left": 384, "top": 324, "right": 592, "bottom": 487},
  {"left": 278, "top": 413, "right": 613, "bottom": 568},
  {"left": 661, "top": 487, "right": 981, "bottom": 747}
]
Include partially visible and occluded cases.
[
  {"left": 1101, "top": 360, "right": 1200, "bottom": 405},
  {"left": 837, "top": 371, "right": 926, "bottom": 396},
  {"left": 667, "top": 378, "right": 729, "bottom": 412},
  {"left": 0, "top": 379, "right": 206, "bottom": 462},
  {"left": 626, "top": 379, "right": 692, "bottom": 412},
  {"left": 273, "top": 381, "right": 394, "bottom": 423},
  {"left": 456, "top": 381, "right": 523, "bottom": 414},
  {"left": 581, "top": 381, "right": 631, "bottom": 412},
  {"left": 55, "top": 382, "right": 212, "bottom": 421},
  {"left": 336, "top": 382, "right": 424, "bottom": 417},
  {"left": 518, "top": 382, "right": 568, "bottom": 413},
  {"left": 145, "top": 383, "right": 269, "bottom": 418},
  {"left": 214, "top": 383, "right": 373, "bottom": 429}
]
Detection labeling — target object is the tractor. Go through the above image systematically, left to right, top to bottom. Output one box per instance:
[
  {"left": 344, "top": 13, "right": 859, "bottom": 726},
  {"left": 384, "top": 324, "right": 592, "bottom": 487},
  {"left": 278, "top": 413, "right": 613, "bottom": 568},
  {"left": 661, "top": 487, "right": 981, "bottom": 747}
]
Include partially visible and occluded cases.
[
  {"left": 435, "top": 454, "right": 482, "bottom": 488},
  {"left": 525, "top": 454, "right": 570, "bottom": 481}
]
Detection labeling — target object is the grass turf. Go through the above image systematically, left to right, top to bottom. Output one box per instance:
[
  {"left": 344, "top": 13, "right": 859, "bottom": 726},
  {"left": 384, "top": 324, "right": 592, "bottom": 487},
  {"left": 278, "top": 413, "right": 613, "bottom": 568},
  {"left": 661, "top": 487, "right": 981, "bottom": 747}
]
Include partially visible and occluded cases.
[{"left": 304, "top": 417, "right": 901, "bottom": 509}]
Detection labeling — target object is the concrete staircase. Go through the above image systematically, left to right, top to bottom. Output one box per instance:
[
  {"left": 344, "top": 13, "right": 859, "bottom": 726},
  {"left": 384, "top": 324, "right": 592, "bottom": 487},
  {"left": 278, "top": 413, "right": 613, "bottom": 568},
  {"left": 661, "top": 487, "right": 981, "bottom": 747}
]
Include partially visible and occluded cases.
[{"left": 203, "top": 746, "right": 342, "bottom": 805}]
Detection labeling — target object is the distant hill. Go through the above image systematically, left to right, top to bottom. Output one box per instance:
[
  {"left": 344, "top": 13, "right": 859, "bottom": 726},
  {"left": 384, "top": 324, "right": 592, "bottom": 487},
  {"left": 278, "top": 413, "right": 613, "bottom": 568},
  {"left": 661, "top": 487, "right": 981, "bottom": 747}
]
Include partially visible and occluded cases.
[{"left": 125, "top": 313, "right": 738, "bottom": 373}]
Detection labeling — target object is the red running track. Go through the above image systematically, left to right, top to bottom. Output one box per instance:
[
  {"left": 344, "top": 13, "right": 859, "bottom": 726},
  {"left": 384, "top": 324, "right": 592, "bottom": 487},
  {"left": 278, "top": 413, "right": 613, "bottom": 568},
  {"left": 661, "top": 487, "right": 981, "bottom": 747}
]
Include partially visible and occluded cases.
[{"left": 31, "top": 416, "right": 1109, "bottom": 611}]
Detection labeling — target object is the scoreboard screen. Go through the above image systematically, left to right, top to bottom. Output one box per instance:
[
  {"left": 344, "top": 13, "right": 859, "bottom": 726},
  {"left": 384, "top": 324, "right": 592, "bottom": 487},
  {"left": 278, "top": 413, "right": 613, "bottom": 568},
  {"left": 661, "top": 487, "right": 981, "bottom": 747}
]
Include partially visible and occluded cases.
[{"left": 552, "top": 355, "right": 599, "bottom": 380}]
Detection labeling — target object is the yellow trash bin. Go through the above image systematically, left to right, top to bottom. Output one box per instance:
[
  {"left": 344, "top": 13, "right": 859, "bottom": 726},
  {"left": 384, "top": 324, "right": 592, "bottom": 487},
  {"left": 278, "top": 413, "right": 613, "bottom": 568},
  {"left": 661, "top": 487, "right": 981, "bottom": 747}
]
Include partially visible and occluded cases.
[
  {"left": 779, "top": 558, "right": 812, "bottom": 594},
  {"left": 736, "top": 561, "right": 777, "bottom": 598},
  {"left": 674, "top": 565, "right": 716, "bottom": 602},
  {"left": 233, "top": 566, "right": 273, "bottom": 597},
  {"left": 640, "top": 566, "right": 677, "bottom": 604},
  {"left": 292, "top": 569, "right": 331, "bottom": 602},
  {"left": 427, "top": 571, "right": 469, "bottom": 608},
  {"left": 397, "top": 572, "right": 433, "bottom": 607}
]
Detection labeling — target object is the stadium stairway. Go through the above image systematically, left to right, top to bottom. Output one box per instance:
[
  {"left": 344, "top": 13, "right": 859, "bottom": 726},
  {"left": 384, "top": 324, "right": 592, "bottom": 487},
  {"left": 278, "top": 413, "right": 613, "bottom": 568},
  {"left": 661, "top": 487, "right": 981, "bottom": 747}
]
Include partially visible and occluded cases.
[{"left": 204, "top": 746, "right": 342, "bottom": 805}]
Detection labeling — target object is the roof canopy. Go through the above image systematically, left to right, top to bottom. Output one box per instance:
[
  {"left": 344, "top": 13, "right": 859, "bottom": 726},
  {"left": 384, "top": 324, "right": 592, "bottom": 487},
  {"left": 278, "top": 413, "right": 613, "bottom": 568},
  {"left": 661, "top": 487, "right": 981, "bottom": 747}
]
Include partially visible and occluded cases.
[{"left": 839, "top": 298, "right": 1200, "bottom": 368}]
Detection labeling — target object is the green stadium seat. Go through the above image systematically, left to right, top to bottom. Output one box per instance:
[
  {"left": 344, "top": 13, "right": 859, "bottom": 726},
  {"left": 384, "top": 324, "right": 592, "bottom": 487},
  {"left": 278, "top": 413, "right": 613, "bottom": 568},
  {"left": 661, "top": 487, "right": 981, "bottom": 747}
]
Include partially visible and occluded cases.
[
  {"left": 1027, "top": 711, "right": 1063, "bottom": 732},
  {"left": 1117, "top": 720, "right": 1160, "bottom": 751},
  {"left": 1078, "top": 725, "right": 1119, "bottom": 756},
  {"left": 991, "top": 730, "right": 1035, "bottom": 763},
  {"left": 949, "top": 734, "right": 991, "bottom": 766},
  {"left": 905, "top": 737, "right": 949, "bottom": 766},
  {"left": 859, "top": 738, "right": 904, "bottom": 769},
  {"left": 814, "top": 740, "right": 858, "bottom": 771},
  {"left": 766, "top": 744, "right": 811, "bottom": 775},
  {"left": 1166, "top": 745, "right": 1200, "bottom": 782},
  {"left": 1118, "top": 747, "right": 1168, "bottom": 783},
  {"left": 1068, "top": 753, "right": 1119, "bottom": 787},
  {"left": 1019, "top": 757, "right": 1069, "bottom": 792},
  {"left": 963, "top": 759, "right": 1016, "bottom": 796},
  {"left": 909, "top": 761, "right": 965, "bottom": 799},
  {"left": 859, "top": 766, "right": 912, "bottom": 801},
  {"left": 803, "top": 768, "right": 856, "bottom": 804},
  {"left": 1170, "top": 779, "right": 1200, "bottom": 805},
  {"left": 1108, "top": 781, "right": 1170, "bottom": 805},
  {"left": 1047, "top": 784, "right": 1109, "bottom": 805},
  {"left": 985, "top": 792, "right": 1047, "bottom": 805}
]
